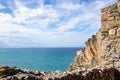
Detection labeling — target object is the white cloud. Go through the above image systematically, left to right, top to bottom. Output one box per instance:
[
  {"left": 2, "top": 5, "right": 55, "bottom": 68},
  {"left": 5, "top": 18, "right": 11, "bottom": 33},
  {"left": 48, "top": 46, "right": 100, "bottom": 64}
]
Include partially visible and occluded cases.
[
  {"left": 0, "top": 0, "right": 116, "bottom": 47},
  {"left": 12, "top": 1, "right": 60, "bottom": 28},
  {"left": 58, "top": 2, "right": 84, "bottom": 10},
  {"left": 0, "top": 3, "right": 6, "bottom": 9},
  {"left": 0, "top": 13, "right": 13, "bottom": 22},
  {"left": 56, "top": 13, "right": 97, "bottom": 32},
  {"left": 0, "top": 22, "right": 87, "bottom": 47},
  {"left": 0, "top": 22, "right": 41, "bottom": 37}
]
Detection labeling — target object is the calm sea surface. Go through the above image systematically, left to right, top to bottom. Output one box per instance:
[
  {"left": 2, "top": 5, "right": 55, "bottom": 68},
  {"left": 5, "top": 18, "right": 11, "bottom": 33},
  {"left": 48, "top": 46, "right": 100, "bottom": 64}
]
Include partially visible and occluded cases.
[{"left": 0, "top": 48, "right": 80, "bottom": 71}]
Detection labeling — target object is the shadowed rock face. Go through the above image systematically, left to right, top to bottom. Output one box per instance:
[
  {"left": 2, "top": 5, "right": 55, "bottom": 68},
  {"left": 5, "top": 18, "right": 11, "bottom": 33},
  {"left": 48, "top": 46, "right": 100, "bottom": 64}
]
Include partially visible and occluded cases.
[
  {"left": 0, "top": 0, "right": 120, "bottom": 80},
  {"left": 68, "top": 0, "right": 120, "bottom": 72},
  {"left": 0, "top": 66, "right": 24, "bottom": 76}
]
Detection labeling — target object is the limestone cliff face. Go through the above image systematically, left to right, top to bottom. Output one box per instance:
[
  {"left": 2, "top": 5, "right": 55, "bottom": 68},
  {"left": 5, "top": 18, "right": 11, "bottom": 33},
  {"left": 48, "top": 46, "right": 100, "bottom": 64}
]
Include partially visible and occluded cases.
[{"left": 68, "top": 0, "right": 120, "bottom": 71}]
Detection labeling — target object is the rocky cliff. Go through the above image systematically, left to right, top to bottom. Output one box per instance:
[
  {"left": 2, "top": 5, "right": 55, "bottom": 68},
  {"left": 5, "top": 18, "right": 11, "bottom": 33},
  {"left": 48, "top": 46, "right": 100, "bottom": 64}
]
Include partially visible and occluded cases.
[
  {"left": 0, "top": 0, "right": 120, "bottom": 80},
  {"left": 68, "top": 0, "right": 120, "bottom": 72}
]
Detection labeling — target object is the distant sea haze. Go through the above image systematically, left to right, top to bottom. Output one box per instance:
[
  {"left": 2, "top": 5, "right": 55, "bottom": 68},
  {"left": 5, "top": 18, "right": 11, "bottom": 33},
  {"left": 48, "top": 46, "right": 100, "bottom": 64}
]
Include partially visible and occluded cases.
[{"left": 0, "top": 48, "right": 80, "bottom": 71}]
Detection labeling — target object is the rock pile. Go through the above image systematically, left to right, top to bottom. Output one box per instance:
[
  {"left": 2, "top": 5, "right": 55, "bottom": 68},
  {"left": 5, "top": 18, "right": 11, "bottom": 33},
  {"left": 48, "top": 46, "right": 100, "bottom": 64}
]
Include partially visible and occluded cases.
[
  {"left": 0, "top": 65, "right": 43, "bottom": 80},
  {"left": 1, "top": 65, "right": 119, "bottom": 80}
]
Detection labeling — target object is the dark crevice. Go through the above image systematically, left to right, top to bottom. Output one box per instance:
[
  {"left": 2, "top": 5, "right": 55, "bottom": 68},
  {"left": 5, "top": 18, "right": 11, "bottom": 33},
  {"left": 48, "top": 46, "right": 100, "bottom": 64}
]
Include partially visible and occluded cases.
[{"left": 114, "top": 69, "right": 120, "bottom": 80}]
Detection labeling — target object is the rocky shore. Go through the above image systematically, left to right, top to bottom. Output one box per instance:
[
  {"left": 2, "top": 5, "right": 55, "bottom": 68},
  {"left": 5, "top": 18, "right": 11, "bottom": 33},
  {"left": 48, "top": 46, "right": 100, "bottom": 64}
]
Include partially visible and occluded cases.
[
  {"left": 0, "top": 0, "right": 120, "bottom": 80},
  {"left": 0, "top": 65, "right": 120, "bottom": 80}
]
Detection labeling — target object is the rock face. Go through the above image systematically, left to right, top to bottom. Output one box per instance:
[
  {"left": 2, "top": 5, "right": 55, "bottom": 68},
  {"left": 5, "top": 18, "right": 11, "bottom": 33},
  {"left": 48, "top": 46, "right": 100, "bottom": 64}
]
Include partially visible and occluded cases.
[
  {"left": 0, "top": 0, "right": 120, "bottom": 80},
  {"left": 68, "top": 0, "right": 120, "bottom": 72},
  {"left": 0, "top": 65, "right": 119, "bottom": 80},
  {"left": 0, "top": 65, "right": 44, "bottom": 80},
  {"left": 0, "top": 66, "right": 22, "bottom": 77}
]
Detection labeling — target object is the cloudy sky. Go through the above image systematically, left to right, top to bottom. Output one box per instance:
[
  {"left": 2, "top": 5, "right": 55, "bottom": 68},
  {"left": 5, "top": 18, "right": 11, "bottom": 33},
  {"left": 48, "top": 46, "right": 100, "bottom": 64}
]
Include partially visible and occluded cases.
[{"left": 0, "top": 0, "right": 116, "bottom": 48}]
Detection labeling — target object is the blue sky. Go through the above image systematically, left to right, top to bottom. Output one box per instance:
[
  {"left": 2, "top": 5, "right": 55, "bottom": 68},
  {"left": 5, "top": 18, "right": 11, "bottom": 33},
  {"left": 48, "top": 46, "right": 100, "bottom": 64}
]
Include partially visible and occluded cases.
[{"left": 0, "top": 0, "right": 116, "bottom": 48}]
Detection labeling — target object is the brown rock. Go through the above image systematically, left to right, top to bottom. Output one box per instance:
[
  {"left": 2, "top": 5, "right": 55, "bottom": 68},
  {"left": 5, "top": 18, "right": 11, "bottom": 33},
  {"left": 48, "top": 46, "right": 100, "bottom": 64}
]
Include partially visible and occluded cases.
[
  {"left": 68, "top": 0, "right": 120, "bottom": 72},
  {"left": 101, "top": 13, "right": 107, "bottom": 22},
  {"left": 117, "top": 28, "right": 120, "bottom": 37},
  {"left": 109, "top": 29, "right": 116, "bottom": 36},
  {"left": 0, "top": 66, "right": 22, "bottom": 77},
  {"left": 11, "top": 76, "right": 19, "bottom": 80}
]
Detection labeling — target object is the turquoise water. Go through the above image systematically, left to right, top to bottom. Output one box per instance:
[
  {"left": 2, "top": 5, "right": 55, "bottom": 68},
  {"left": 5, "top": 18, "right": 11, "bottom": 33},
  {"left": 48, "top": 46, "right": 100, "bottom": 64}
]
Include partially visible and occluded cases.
[{"left": 0, "top": 48, "right": 80, "bottom": 71}]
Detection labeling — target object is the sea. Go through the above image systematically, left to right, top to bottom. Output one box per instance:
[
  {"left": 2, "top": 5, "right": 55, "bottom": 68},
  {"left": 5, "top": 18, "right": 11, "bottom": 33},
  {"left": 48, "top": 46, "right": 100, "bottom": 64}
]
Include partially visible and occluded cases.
[{"left": 0, "top": 48, "right": 80, "bottom": 71}]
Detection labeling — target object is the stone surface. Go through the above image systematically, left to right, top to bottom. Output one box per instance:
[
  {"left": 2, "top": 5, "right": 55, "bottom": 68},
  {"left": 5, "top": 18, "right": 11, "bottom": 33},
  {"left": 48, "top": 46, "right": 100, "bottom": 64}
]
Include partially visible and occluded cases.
[
  {"left": 68, "top": 0, "right": 120, "bottom": 72},
  {"left": 101, "top": 13, "right": 107, "bottom": 22},
  {"left": 0, "top": 66, "right": 117, "bottom": 80},
  {"left": 0, "top": 66, "right": 22, "bottom": 77}
]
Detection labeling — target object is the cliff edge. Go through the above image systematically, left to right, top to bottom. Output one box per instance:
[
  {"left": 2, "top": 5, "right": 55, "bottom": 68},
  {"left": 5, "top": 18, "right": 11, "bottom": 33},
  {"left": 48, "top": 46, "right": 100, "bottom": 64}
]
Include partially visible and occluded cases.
[{"left": 68, "top": 0, "right": 120, "bottom": 72}]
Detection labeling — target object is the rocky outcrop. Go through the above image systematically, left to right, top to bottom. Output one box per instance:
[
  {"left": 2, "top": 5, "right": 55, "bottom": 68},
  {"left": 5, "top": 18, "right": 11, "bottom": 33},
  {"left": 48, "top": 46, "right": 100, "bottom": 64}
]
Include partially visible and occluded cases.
[
  {"left": 0, "top": 0, "right": 120, "bottom": 80},
  {"left": 68, "top": 0, "right": 120, "bottom": 72},
  {"left": 0, "top": 65, "right": 43, "bottom": 80},
  {"left": 1, "top": 65, "right": 119, "bottom": 80},
  {"left": 0, "top": 66, "right": 22, "bottom": 77}
]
